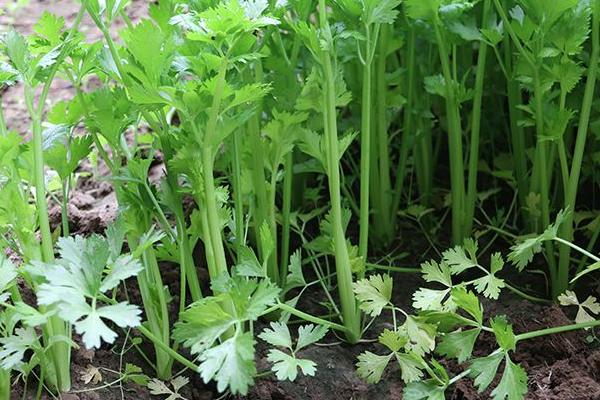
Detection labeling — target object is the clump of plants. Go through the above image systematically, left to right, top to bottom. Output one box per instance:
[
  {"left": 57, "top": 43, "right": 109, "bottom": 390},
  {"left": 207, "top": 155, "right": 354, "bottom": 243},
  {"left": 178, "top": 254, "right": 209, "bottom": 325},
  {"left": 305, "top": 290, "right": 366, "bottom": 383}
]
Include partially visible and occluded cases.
[{"left": 0, "top": 0, "right": 600, "bottom": 399}]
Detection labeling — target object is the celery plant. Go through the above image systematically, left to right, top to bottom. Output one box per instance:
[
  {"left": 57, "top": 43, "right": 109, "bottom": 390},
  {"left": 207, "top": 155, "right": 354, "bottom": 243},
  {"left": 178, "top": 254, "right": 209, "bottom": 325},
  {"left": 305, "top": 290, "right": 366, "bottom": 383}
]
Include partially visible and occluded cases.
[
  {"left": 296, "top": 0, "right": 362, "bottom": 343},
  {"left": 334, "top": 0, "right": 401, "bottom": 257},
  {"left": 405, "top": 0, "right": 491, "bottom": 244},
  {"left": 493, "top": 0, "right": 596, "bottom": 297},
  {"left": 557, "top": 0, "right": 600, "bottom": 295},
  {"left": 81, "top": 3, "right": 179, "bottom": 378},
  {"left": 1, "top": 9, "right": 88, "bottom": 391}
]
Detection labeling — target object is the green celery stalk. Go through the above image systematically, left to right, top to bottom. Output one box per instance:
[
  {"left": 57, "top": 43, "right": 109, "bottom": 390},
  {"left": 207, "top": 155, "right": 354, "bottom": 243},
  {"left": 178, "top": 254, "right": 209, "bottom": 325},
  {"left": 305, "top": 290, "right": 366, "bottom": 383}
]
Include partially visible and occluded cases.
[
  {"left": 318, "top": 0, "right": 361, "bottom": 343},
  {"left": 464, "top": 0, "right": 491, "bottom": 235},
  {"left": 558, "top": 0, "right": 600, "bottom": 296},
  {"left": 83, "top": 5, "right": 177, "bottom": 380},
  {"left": 433, "top": 21, "right": 466, "bottom": 244},
  {"left": 391, "top": 23, "right": 415, "bottom": 217},
  {"left": 358, "top": 24, "right": 374, "bottom": 260},
  {"left": 201, "top": 57, "right": 230, "bottom": 279},
  {"left": 231, "top": 129, "right": 245, "bottom": 258}
]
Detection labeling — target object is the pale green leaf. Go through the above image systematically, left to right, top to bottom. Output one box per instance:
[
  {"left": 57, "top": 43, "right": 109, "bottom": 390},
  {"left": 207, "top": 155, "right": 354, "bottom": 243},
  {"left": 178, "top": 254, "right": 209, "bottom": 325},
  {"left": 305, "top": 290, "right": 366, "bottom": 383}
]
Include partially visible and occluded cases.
[{"left": 353, "top": 274, "right": 393, "bottom": 316}]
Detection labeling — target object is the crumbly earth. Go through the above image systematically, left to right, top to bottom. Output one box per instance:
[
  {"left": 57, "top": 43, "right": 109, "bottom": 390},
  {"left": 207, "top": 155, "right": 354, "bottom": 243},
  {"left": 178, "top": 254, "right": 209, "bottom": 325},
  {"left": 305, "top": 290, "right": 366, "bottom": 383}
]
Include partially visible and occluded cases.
[{"left": 4, "top": 1, "right": 600, "bottom": 399}]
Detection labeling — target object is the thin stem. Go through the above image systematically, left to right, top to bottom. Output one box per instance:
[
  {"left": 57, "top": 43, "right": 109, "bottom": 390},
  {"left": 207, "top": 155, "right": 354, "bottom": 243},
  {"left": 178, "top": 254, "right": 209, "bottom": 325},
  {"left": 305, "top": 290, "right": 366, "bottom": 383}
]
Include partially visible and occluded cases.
[
  {"left": 464, "top": 0, "right": 490, "bottom": 234},
  {"left": 28, "top": 6, "right": 85, "bottom": 392},
  {"left": 434, "top": 21, "right": 465, "bottom": 244},
  {"left": 374, "top": 24, "right": 395, "bottom": 245},
  {"left": 392, "top": 24, "right": 415, "bottom": 221},
  {"left": 359, "top": 25, "right": 373, "bottom": 262},
  {"left": 0, "top": 102, "right": 7, "bottom": 136},
  {"left": 231, "top": 130, "right": 245, "bottom": 257},
  {"left": 280, "top": 152, "right": 293, "bottom": 285},
  {"left": 60, "top": 180, "right": 70, "bottom": 237},
  {"left": 554, "top": 237, "right": 600, "bottom": 262},
  {"left": 365, "top": 263, "right": 421, "bottom": 274},
  {"left": 505, "top": 282, "right": 551, "bottom": 303},
  {"left": 270, "top": 302, "right": 350, "bottom": 334},
  {"left": 516, "top": 319, "right": 600, "bottom": 341},
  {"left": 137, "top": 326, "right": 199, "bottom": 371},
  {"left": 448, "top": 368, "right": 472, "bottom": 386},
  {"left": 0, "top": 369, "right": 10, "bottom": 400}
]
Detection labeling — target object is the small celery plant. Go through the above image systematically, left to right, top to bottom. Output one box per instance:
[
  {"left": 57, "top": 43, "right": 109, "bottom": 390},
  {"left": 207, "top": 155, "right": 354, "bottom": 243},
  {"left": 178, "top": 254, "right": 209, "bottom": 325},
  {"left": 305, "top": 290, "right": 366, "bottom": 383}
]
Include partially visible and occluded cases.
[
  {"left": 291, "top": 0, "right": 362, "bottom": 344},
  {"left": 333, "top": 0, "right": 402, "bottom": 255},
  {"left": 404, "top": 0, "right": 493, "bottom": 245},
  {"left": 491, "top": 0, "right": 600, "bottom": 297},
  {"left": 1, "top": 7, "right": 86, "bottom": 392},
  {"left": 0, "top": 223, "right": 154, "bottom": 396},
  {"left": 354, "top": 237, "right": 600, "bottom": 399},
  {"left": 172, "top": 268, "right": 332, "bottom": 395}
]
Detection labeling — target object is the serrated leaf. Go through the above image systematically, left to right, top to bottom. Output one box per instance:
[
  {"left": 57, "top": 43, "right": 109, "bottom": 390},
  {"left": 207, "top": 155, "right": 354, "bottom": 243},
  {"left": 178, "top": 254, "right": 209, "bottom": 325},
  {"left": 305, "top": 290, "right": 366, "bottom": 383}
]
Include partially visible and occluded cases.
[
  {"left": 364, "top": 0, "right": 402, "bottom": 25},
  {"left": 34, "top": 12, "right": 65, "bottom": 46},
  {"left": 3, "top": 29, "right": 30, "bottom": 75},
  {"left": 508, "top": 210, "right": 569, "bottom": 270},
  {"left": 259, "top": 222, "right": 275, "bottom": 266},
  {"left": 33, "top": 234, "right": 142, "bottom": 349},
  {"left": 444, "top": 244, "right": 478, "bottom": 274},
  {"left": 234, "top": 246, "right": 265, "bottom": 278},
  {"left": 284, "top": 250, "right": 305, "bottom": 291},
  {"left": 472, "top": 251, "right": 506, "bottom": 300},
  {"left": 100, "top": 254, "right": 143, "bottom": 292},
  {"left": 0, "top": 255, "right": 17, "bottom": 293},
  {"left": 420, "top": 260, "right": 453, "bottom": 287},
  {"left": 353, "top": 274, "right": 393, "bottom": 316},
  {"left": 473, "top": 274, "right": 505, "bottom": 300},
  {"left": 450, "top": 287, "right": 483, "bottom": 324},
  {"left": 412, "top": 288, "right": 450, "bottom": 311},
  {"left": 559, "top": 290, "right": 600, "bottom": 324},
  {"left": 173, "top": 297, "right": 235, "bottom": 355},
  {"left": 13, "top": 302, "right": 54, "bottom": 327},
  {"left": 71, "top": 303, "right": 141, "bottom": 349},
  {"left": 403, "top": 316, "right": 437, "bottom": 356},
  {"left": 491, "top": 316, "right": 516, "bottom": 352},
  {"left": 259, "top": 322, "right": 292, "bottom": 349},
  {"left": 296, "top": 324, "right": 328, "bottom": 351},
  {"left": 0, "top": 328, "right": 38, "bottom": 370},
  {"left": 437, "top": 328, "right": 481, "bottom": 363},
  {"left": 378, "top": 329, "right": 408, "bottom": 352},
  {"left": 198, "top": 332, "right": 256, "bottom": 395},
  {"left": 266, "top": 349, "right": 317, "bottom": 381},
  {"left": 356, "top": 351, "right": 393, "bottom": 384},
  {"left": 470, "top": 351, "right": 504, "bottom": 392},
  {"left": 395, "top": 352, "right": 425, "bottom": 383},
  {"left": 490, "top": 357, "right": 528, "bottom": 400},
  {"left": 171, "top": 376, "right": 189, "bottom": 392},
  {"left": 403, "top": 380, "right": 447, "bottom": 400}
]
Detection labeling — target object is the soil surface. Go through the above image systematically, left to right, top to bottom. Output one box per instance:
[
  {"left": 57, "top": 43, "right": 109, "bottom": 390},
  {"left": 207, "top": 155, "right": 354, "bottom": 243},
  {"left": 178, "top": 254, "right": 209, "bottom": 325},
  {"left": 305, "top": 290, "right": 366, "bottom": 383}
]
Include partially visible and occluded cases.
[{"left": 3, "top": 1, "right": 600, "bottom": 399}]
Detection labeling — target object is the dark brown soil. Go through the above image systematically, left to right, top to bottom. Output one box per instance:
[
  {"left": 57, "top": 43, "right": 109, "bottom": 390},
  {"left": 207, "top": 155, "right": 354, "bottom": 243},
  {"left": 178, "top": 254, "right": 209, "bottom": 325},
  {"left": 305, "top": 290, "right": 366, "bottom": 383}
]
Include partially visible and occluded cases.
[{"left": 4, "top": 1, "right": 600, "bottom": 399}]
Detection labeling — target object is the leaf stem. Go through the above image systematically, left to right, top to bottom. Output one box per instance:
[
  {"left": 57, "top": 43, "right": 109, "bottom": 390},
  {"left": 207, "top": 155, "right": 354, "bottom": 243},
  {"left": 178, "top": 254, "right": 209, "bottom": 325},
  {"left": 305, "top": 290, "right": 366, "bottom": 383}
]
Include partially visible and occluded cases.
[
  {"left": 318, "top": 0, "right": 361, "bottom": 343},
  {"left": 271, "top": 302, "right": 350, "bottom": 334},
  {"left": 515, "top": 319, "right": 600, "bottom": 342},
  {"left": 137, "top": 326, "right": 199, "bottom": 371}
]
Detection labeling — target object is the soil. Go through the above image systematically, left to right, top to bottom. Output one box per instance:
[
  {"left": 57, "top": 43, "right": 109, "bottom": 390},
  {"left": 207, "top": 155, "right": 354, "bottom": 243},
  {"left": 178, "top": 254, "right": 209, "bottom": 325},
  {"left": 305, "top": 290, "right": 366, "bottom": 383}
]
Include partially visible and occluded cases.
[{"left": 3, "top": 1, "right": 600, "bottom": 399}]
